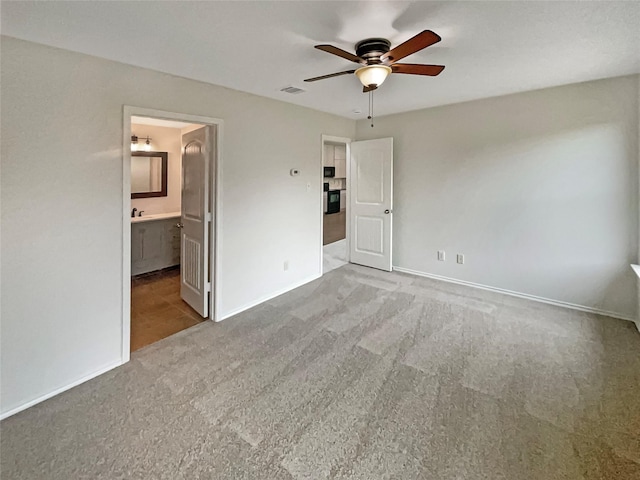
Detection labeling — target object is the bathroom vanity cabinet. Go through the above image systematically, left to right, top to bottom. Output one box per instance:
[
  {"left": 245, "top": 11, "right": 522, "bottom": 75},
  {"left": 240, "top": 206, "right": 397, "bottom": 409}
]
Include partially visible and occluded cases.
[{"left": 131, "top": 215, "right": 180, "bottom": 276}]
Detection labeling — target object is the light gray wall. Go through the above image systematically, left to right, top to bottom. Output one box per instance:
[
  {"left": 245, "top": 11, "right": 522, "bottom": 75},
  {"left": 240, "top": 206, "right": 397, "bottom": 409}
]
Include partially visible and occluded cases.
[
  {"left": 0, "top": 37, "right": 355, "bottom": 416},
  {"left": 357, "top": 75, "right": 639, "bottom": 320}
]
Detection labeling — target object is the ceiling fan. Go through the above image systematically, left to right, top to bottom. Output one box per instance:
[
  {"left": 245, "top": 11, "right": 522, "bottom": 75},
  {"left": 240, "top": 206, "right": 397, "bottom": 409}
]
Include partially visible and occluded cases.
[{"left": 304, "top": 30, "right": 445, "bottom": 93}]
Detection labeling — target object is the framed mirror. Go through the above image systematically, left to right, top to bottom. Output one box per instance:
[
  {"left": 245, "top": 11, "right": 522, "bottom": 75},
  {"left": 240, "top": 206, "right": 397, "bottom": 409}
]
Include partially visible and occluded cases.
[{"left": 131, "top": 151, "right": 168, "bottom": 198}]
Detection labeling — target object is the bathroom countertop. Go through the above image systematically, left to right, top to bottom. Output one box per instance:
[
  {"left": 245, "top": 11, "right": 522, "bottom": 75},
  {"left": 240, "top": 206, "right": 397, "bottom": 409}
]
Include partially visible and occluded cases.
[{"left": 131, "top": 212, "right": 181, "bottom": 223}]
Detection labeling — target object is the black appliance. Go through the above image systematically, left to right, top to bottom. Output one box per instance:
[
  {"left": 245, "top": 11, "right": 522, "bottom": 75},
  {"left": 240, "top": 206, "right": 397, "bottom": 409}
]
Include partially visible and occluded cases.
[
  {"left": 324, "top": 166, "right": 335, "bottom": 177},
  {"left": 323, "top": 182, "right": 330, "bottom": 192},
  {"left": 326, "top": 189, "right": 340, "bottom": 214}
]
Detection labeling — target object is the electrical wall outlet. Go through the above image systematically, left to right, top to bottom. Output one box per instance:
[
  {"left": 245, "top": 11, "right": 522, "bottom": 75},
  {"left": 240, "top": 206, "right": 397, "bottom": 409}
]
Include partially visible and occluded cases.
[
  {"left": 437, "top": 250, "right": 445, "bottom": 261},
  {"left": 457, "top": 254, "right": 464, "bottom": 264}
]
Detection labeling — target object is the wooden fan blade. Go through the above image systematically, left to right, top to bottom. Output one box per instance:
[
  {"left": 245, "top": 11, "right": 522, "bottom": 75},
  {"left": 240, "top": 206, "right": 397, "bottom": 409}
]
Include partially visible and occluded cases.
[
  {"left": 382, "top": 30, "right": 441, "bottom": 63},
  {"left": 315, "top": 45, "right": 362, "bottom": 64},
  {"left": 391, "top": 63, "right": 445, "bottom": 76},
  {"left": 304, "top": 70, "right": 356, "bottom": 82},
  {"left": 363, "top": 85, "right": 378, "bottom": 93}
]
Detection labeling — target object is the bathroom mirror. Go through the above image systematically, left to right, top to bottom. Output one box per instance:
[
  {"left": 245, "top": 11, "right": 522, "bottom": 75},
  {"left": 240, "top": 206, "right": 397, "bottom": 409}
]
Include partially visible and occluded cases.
[{"left": 131, "top": 151, "right": 168, "bottom": 198}]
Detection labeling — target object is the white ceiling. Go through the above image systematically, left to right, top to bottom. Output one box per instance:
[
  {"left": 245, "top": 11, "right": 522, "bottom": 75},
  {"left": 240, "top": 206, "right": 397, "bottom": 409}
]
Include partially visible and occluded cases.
[
  {"left": 3, "top": 1, "right": 639, "bottom": 119},
  {"left": 131, "top": 116, "right": 196, "bottom": 129}
]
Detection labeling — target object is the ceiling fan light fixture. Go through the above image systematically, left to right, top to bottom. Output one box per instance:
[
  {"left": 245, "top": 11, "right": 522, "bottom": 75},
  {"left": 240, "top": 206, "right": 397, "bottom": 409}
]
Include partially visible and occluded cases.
[{"left": 355, "top": 65, "right": 391, "bottom": 88}]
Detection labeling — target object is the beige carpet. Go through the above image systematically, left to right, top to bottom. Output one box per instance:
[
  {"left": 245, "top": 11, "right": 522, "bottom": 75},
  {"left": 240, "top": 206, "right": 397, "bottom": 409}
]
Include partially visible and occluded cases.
[{"left": 2, "top": 264, "right": 639, "bottom": 479}]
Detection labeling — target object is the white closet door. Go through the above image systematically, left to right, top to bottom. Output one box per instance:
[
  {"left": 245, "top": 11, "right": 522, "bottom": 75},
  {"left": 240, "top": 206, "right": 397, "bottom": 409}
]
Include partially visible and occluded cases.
[{"left": 349, "top": 137, "right": 393, "bottom": 271}]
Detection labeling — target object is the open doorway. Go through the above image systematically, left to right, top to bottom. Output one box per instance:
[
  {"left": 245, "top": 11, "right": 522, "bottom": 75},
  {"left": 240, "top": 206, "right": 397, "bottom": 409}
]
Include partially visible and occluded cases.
[
  {"left": 122, "top": 107, "right": 223, "bottom": 360},
  {"left": 129, "top": 117, "right": 208, "bottom": 351},
  {"left": 321, "top": 135, "right": 350, "bottom": 274}
]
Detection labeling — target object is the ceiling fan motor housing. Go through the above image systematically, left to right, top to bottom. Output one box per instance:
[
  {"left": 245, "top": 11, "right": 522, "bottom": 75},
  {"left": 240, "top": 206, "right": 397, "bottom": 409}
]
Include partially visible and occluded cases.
[{"left": 355, "top": 38, "right": 391, "bottom": 64}]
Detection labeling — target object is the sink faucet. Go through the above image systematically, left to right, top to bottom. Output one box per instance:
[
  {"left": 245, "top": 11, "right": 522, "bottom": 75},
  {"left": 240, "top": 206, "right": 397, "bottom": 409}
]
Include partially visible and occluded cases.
[
  {"left": 131, "top": 208, "right": 137, "bottom": 218},
  {"left": 138, "top": 210, "right": 144, "bottom": 217}
]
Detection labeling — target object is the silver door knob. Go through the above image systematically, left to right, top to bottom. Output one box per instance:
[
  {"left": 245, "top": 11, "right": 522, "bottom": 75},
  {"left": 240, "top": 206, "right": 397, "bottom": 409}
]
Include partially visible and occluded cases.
[
  {"left": 384, "top": 209, "right": 390, "bottom": 214},
  {"left": 175, "top": 223, "right": 184, "bottom": 228}
]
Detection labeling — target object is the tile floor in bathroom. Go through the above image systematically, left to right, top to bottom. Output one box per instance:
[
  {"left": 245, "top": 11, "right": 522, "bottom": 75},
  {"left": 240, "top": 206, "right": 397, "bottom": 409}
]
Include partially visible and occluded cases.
[{"left": 130, "top": 267, "right": 206, "bottom": 352}]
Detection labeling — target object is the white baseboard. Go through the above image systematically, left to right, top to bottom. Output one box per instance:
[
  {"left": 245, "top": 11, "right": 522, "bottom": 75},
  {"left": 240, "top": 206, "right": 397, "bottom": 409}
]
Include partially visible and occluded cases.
[
  {"left": 392, "top": 266, "right": 634, "bottom": 322},
  {"left": 218, "top": 273, "right": 322, "bottom": 322},
  {"left": 0, "top": 360, "right": 123, "bottom": 421}
]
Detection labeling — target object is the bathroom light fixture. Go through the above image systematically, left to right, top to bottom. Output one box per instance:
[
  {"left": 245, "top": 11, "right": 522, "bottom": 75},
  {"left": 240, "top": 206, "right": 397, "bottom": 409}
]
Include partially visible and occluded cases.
[
  {"left": 355, "top": 65, "right": 391, "bottom": 88},
  {"left": 131, "top": 135, "right": 152, "bottom": 152}
]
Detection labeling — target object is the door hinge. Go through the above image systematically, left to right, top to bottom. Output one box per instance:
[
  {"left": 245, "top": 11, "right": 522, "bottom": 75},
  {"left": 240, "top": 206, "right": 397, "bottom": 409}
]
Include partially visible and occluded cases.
[
  {"left": 205, "top": 212, "right": 213, "bottom": 222},
  {"left": 205, "top": 282, "right": 212, "bottom": 293}
]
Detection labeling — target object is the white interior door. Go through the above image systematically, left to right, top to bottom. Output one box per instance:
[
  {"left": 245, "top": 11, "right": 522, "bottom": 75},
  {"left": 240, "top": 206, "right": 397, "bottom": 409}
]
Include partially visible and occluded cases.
[
  {"left": 180, "top": 126, "right": 210, "bottom": 317},
  {"left": 349, "top": 137, "right": 393, "bottom": 271}
]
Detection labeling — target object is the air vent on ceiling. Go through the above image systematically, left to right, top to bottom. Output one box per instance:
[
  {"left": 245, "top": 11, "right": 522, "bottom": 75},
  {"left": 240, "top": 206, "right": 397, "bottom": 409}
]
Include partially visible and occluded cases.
[{"left": 280, "top": 86, "right": 305, "bottom": 94}]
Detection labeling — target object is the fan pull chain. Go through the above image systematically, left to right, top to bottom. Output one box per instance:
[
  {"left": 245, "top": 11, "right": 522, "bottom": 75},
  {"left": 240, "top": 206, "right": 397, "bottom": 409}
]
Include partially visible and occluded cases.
[{"left": 368, "top": 90, "right": 374, "bottom": 127}]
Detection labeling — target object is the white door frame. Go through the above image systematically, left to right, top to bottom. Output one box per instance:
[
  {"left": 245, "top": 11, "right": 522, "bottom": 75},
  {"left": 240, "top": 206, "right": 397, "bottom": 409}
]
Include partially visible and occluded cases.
[
  {"left": 122, "top": 106, "right": 223, "bottom": 362},
  {"left": 320, "top": 134, "right": 351, "bottom": 274}
]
